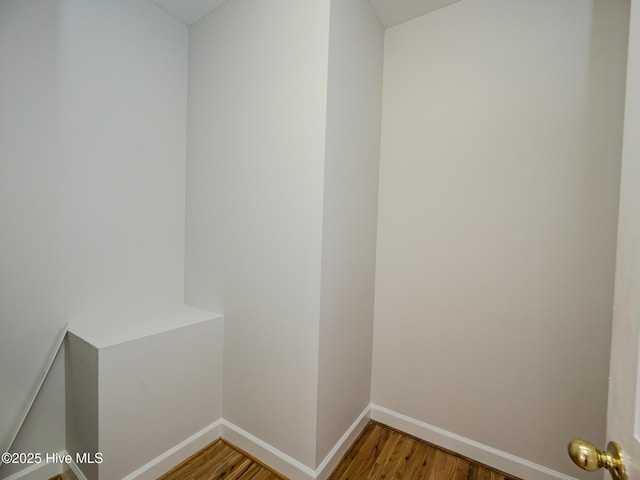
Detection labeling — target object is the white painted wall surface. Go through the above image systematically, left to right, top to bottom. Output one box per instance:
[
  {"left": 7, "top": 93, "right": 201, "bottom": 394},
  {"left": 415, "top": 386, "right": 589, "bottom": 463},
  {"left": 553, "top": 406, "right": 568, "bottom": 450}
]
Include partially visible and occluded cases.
[
  {"left": 0, "top": 0, "right": 188, "bottom": 473},
  {"left": 55, "top": 0, "right": 188, "bottom": 318},
  {"left": 186, "top": 0, "right": 330, "bottom": 468},
  {"left": 316, "top": 0, "right": 383, "bottom": 466},
  {"left": 372, "top": 0, "right": 628, "bottom": 476},
  {"left": 0, "top": 1, "right": 67, "bottom": 463},
  {"left": 65, "top": 311, "right": 222, "bottom": 480},
  {"left": 98, "top": 316, "right": 223, "bottom": 480},
  {"left": 66, "top": 334, "right": 100, "bottom": 480},
  {"left": 0, "top": 347, "right": 67, "bottom": 480}
]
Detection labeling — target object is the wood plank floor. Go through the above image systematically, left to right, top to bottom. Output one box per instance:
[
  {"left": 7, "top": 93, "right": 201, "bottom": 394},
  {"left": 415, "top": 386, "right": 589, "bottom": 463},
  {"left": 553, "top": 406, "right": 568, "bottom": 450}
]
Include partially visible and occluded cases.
[
  {"left": 158, "top": 422, "right": 520, "bottom": 480},
  {"left": 328, "top": 422, "right": 519, "bottom": 480},
  {"left": 158, "top": 439, "right": 285, "bottom": 480}
]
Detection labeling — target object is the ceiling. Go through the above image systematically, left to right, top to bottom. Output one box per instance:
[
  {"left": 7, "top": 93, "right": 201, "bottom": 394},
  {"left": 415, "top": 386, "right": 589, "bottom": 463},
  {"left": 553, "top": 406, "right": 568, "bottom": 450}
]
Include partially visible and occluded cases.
[
  {"left": 149, "top": 0, "right": 463, "bottom": 28},
  {"left": 149, "top": 0, "right": 229, "bottom": 25},
  {"left": 368, "top": 0, "right": 462, "bottom": 27}
]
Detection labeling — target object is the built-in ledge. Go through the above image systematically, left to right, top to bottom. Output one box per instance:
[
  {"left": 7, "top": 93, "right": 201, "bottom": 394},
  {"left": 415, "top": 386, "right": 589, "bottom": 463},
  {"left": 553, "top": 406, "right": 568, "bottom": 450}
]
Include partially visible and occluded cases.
[{"left": 66, "top": 304, "right": 224, "bottom": 480}]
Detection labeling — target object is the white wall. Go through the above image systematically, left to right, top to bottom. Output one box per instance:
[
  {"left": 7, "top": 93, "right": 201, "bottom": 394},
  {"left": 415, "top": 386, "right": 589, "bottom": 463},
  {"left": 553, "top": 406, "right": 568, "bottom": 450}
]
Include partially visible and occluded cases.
[
  {"left": 0, "top": 0, "right": 188, "bottom": 475},
  {"left": 7, "top": 0, "right": 626, "bottom": 478},
  {"left": 55, "top": 0, "right": 188, "bottom": 317},
  {"left": 186, "top": 0, "right": 330, "bottom": 468},
  {"left": 316, "top": 0, "right": 383, "bottom": 466},
  {"left": 372, "top": 0, "right": 628, "bottom": 476},
  {"left": 0, "top": 1, "right": 67, "bottom": 465},
  {"left": 64, "top": 307, "right": 223, "bottom": 480},
  {"left": 97, "top": 316, "right": 222, "bottom": 480},
  {"left": 66, "top": 334, "right": 99, "bottom": 480},
  {"left": 0, "top": 346, "right": 68, "bottom": 480}
]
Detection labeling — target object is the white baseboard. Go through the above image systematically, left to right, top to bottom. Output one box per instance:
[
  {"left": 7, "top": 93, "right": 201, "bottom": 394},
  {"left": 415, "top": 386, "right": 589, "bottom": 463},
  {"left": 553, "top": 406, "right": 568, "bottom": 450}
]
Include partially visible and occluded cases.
[
  {"left": 369, "top": 404, "right": 579, "bottom": 480},
  {"left": 11, "top": 405, "right": 576, "bottom": 480},
  {"left": 222, "top": 406, "right": 371, "bottom": 480},
  {"left": 314, "top": 408, "right": 370, "bottom": 480},
  {"left": 120, "top": 419, "right": 223, "bottom": 480},
  {"left": 221, "top": 420, "right": 316, "bottom": 480},
  {"left": 1, "top": 421, "right": 223, "bottom": 480},
  {"left": 0, "top": 450, "right": 96, "bottom": 480},
  {"left": 1, "top": 455, "right": 63, "bottom": 480},
  {"left": 66, "top": 455, "right": 88, "bottom": 480}
]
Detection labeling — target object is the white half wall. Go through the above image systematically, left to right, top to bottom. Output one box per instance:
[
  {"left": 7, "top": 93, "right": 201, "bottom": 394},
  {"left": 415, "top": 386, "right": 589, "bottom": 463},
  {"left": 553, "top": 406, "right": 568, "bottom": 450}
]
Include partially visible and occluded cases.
[
  {"left": 185, "top": 0, "right": 330, "bottom": 468},
  {"left": 316, "top": 0, "right": 383, "bottom": 467},
  {"left": 372, "top": 0, "right": 629, "bottom": 477},
  {"left": 66, "top": 308, "right": 223, "bottom": 480},
  {"left": 96, "top": 314, "right": 222, "bottom": 480},
  {"left": 66, "top": 334, "right": 99, "bottom": 480}
]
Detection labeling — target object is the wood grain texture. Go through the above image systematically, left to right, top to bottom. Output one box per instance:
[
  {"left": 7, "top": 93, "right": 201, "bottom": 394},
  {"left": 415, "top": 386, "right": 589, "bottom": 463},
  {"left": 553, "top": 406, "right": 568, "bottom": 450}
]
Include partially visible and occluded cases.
[
  {"left": 158, "top": 422, "right": 520, "bottom": 480},
  {"left": 328, "top": 422, "right": 520, "bottom": 480},
  {"left": 157, "top": 439, "right": 285, "bottom": 480}
]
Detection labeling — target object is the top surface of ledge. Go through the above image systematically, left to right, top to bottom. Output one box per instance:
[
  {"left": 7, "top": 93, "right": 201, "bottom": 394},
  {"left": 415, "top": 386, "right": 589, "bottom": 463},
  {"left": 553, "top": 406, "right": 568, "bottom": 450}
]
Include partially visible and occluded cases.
[{"left": 68, "top": 304, "right": 222, "bottom": 348}]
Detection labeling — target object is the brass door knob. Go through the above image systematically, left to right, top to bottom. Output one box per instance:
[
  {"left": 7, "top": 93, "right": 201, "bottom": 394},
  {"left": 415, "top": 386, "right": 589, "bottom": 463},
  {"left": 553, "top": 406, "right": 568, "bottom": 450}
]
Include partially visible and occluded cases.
[{"left": 568, "top": 440, "right": 627, "bottom": 480}]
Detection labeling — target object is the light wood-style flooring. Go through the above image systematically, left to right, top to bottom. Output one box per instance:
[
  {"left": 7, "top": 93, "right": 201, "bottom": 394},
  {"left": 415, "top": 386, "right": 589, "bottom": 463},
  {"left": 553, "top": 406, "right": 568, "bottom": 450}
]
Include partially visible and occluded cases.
[{"left": 158, "top": 421, "right": 520, "bottom": 480}]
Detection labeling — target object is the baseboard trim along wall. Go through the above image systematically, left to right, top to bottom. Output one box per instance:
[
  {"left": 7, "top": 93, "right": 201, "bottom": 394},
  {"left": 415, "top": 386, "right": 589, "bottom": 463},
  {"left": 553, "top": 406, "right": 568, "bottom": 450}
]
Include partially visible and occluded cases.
[
  {"left": 369, "top": 404, "right": 580, "bottom": 480},
  {"left": 9, "top": 405, "right": 579, "bottom": 480},
  {"left": 221, "top": 406, "right": 371, "bottom": 480},
  {"left": 313, "top": 407, "right": 371, "bottom": 480},
  {"left": 121, "top": 419, "right": 223, "bottom": 480},
  {"left": 221, "top": 421, "right": 316, "bottom": 480},
  {"left": 1, "top": 450, "right": 89, "bottom": 480},
  {"left": 1, "top": 455, "right": 63, "bottom": 480},
  {"left": 67, "top": 456, "right": 88, "bottom": 480}
]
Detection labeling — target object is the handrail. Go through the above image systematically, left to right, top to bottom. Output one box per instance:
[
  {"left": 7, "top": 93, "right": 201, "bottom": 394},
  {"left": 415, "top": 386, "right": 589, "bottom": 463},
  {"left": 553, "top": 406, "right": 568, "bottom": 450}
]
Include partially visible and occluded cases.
[{"left": 1, "top": 323, "right": 69, "bottom": 465}]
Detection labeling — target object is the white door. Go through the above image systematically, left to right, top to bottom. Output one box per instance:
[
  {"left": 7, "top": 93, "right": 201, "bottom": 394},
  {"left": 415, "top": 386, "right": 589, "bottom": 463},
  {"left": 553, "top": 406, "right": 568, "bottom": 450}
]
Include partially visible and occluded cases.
[{"left": 606, "top": 0, "right": 640, "bottom": 478}]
